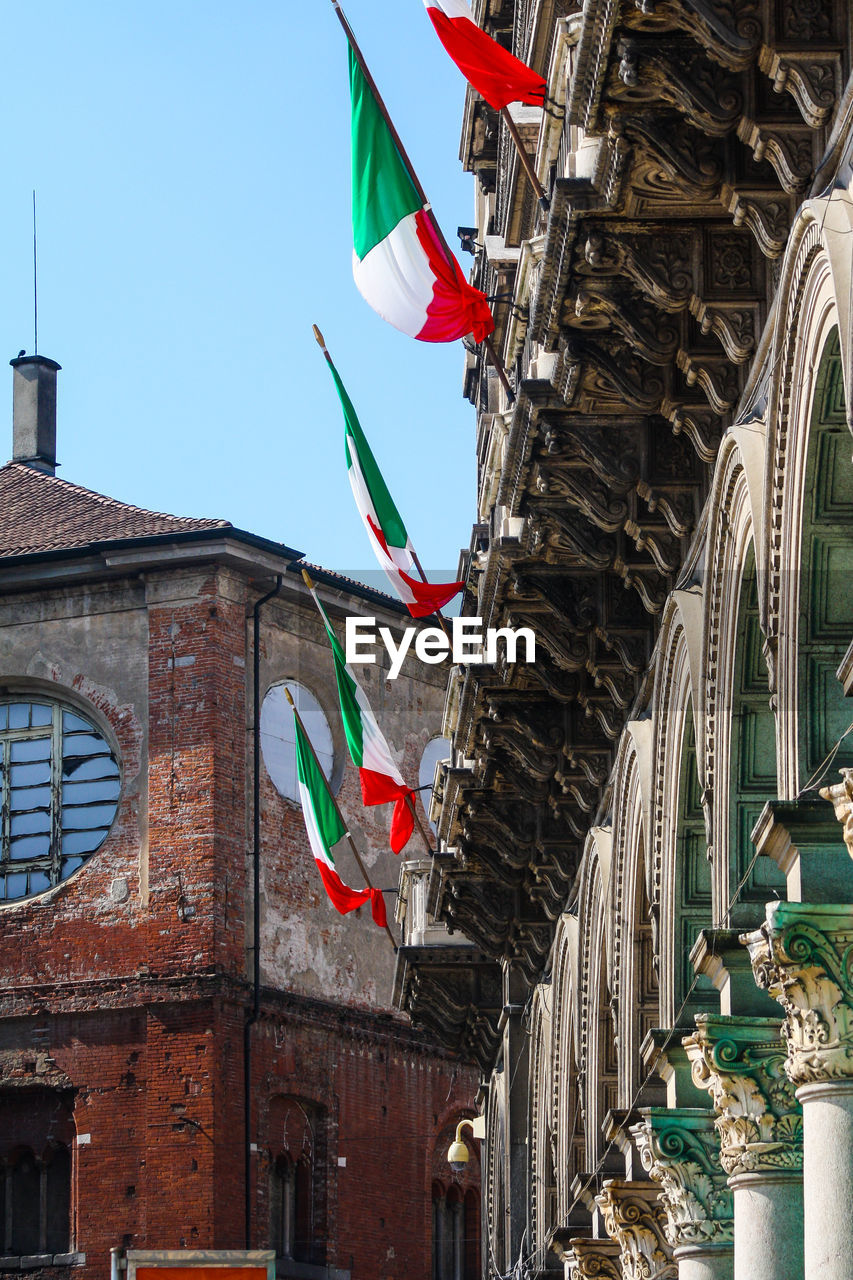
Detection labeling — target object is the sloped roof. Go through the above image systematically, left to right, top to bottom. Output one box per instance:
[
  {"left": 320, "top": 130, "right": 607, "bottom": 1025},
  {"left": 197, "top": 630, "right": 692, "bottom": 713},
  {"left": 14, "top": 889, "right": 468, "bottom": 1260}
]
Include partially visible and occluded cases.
[
  {"left": 0, "top": 461, "right": 410, "bottom": 614},
  {"left": 0, "top": 462, "right": 231, "bottom": 558}
]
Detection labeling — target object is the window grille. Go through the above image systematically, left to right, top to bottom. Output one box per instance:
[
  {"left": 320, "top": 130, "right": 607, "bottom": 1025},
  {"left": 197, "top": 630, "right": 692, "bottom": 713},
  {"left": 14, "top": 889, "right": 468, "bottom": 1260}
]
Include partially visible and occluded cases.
[{"left": 0, "top": 699, "right": 120, "bottom": 903}]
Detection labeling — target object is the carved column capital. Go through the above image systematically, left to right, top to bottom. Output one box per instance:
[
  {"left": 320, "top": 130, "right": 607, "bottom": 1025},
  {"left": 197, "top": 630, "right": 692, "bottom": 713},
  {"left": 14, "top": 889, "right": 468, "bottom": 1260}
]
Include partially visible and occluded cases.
[
  {"left": 743, "top": 901, "right": 853, "bottom": 1086},
  {"left": 683, "top": 1015, "right": 802, "bottom": 1175},
  {"left": 630, "top": 1108, "right": 733, "bottom": 1250},
  {"left": 595, "top": 1178, "right": 676, "bottom": 1279},
  {"left": 565, "top": 1237, "right": 622, "bottom": 1279}
]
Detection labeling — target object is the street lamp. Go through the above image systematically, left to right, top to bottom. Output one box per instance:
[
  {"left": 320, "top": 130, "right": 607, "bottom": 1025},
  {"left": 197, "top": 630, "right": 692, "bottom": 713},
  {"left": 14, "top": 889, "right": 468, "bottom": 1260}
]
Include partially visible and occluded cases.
[{"left": 447, "top": 1116, "right": 485, "bottom": 1173}]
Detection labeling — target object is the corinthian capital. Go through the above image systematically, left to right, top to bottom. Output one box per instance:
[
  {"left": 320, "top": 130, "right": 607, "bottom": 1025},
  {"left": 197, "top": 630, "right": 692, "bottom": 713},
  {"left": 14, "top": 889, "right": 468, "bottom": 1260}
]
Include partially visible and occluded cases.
[
  {"left": 743, "top": 901, "right": 853, "bottom": 1086},
  {"left": 682, "top": 1014, "right": 802, "bottom": 1174},
  {"left": 630, "top": 1109, "right": 733, "bottom": 1249},
  {"left": 595, "top": 1179, "right": 676, "bottom": 1279},
  {"left": 565, "top": 1237, "right": 621, "bottom": 1279}
]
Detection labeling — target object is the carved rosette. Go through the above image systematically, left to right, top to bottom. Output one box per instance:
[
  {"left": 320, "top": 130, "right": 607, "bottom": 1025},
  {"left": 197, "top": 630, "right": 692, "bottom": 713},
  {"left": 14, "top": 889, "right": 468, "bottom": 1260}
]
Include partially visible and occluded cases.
[
  {"left": 743, "top": 902, "right": 853, "bottom": 1087},
  {"left": 683, "top": 1015, "right": 802, "bottom": 1175},
  {"left": 630, "top": 1110, "right": 733, "bottom": 1249},
  {"left": 595, "top": 1179, "right": 677, "bottom": 1279},
  {"left": 566, "top": 1237, "right": 622, "bottom": 1279}
]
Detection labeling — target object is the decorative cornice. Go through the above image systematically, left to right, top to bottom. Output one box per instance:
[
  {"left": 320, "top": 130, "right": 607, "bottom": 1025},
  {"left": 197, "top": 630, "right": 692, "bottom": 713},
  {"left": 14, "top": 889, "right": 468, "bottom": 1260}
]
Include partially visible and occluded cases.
[
  {"left": 744, "top": 902, "right": 853, "bottom": 1087},
  {"left": 683, "top": 1014, "right": 802, "bottom": 1174},
  {"left": 630, "top": 1108, "right": 733, "bottom": 1249},
  {"left": 595, "top": 1178, "right": 677, "bottom": 1279}
]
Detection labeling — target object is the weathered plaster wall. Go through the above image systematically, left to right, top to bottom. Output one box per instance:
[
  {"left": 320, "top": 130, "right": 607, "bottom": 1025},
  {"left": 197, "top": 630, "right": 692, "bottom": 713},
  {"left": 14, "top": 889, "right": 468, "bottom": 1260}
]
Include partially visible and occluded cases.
[{"left": 256, "top": 583, "right": 447, "bottom": 1009}]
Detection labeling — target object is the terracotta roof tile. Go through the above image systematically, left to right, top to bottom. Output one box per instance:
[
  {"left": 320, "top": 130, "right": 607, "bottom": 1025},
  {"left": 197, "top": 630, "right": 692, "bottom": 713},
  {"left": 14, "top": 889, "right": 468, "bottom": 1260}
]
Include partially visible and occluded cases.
[{"left": 0, "top": 462, "right": 231, "bottom": 558}]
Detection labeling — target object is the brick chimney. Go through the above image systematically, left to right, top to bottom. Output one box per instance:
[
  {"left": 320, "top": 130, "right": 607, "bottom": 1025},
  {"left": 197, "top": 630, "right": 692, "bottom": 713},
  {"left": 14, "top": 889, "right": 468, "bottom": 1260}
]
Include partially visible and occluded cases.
[{"left": 10, "top": 354, "right": 61, "bottom": 475}]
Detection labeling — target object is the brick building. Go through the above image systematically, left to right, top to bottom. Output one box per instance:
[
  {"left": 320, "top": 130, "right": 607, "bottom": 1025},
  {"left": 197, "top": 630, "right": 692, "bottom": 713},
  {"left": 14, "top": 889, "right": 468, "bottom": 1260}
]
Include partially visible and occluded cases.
[{"left": 0, "top": 355, "right": 479, "bottom": 1280}]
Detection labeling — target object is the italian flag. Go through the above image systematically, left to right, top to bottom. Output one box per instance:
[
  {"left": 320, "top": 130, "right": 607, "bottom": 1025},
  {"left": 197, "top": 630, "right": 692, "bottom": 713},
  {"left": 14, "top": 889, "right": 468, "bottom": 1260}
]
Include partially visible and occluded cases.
[
  {"left": 424, "top": 0, "right": 547, "bottom": 110},
  {"left": 349, "top": 44, "right": 493, "bottom": 344},
  {"left": 323, "top": 350, "right": 464, "bottom": 617},
  {"left": 307, "top": 579, "right": 419, "bottom": 854},
  {"left": 293, "top": 709, "right": 387, "bottom": 928}
]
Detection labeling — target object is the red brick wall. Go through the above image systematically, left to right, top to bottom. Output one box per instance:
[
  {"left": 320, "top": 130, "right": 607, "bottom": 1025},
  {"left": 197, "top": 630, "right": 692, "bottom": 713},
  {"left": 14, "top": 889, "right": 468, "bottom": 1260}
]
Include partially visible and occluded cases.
[{"left": 0, "top": 565, "right": 479, "bottom": 1280}]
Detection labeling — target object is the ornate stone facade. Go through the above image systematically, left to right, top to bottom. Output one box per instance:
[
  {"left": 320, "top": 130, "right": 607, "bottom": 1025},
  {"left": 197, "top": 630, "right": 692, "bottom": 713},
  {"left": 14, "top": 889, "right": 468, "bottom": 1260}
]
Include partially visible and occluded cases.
[{"left": 394, "top": 2, "right": 853, "bottom": 1277}]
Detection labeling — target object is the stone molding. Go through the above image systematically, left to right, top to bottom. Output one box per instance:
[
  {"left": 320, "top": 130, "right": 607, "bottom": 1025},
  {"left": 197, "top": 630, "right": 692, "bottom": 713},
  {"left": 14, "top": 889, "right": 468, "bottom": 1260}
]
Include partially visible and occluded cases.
[
  {"left": 744, "top": 901, "right": 853, "bottom": 1086},
  {"left": 683, "top": 1014, "right": 802, "bottom": 1174},
  {"left": 630, "top": 1108, "right": 733, "bottom": 1249},
  {"left": 595, "top": 1178, "right": 677, "bottom": 1279}
]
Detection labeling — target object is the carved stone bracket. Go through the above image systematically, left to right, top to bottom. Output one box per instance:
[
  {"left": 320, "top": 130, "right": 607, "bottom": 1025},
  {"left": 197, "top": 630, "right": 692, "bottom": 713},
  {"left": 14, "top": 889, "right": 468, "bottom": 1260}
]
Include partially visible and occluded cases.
[
  {"left": 758, "top": 48, "right": 840, "bottom": 128},
  {"left": 819, "top": 768, "right": 853, "bottom": 860},
  {"left": 743, "top": 901, "right": 853, "bottom": 1087},
  {"left": 683, "top": 1014, "right": 803, "bottom": 1173},
  {"left": 630, "top": 1108, "right": 734, "bottom": 1250},
  {"left": 595, "top": 1178, "right": 677, "bottom": 1279}
]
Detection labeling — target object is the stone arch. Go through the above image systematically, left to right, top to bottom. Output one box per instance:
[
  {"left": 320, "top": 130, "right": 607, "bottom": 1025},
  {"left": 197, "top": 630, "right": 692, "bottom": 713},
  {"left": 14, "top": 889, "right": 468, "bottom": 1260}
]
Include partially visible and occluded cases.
[
  {"left": 762, "top": 202, "right": 851, "bottom": 796},
  {"left": 701, "top": 434, "right": 781, "bottom": 922},
  {"left": 651, "top": 601, "right": 712, "bottom": 1025},
  {"left": 609, "top": 723, "right": 659, "bottom": 1104},
  {"left": 575, "top": 834, "right": 616, "bottom": 1167},
  {"left": 551, "top": 914, "right": 584, "bottom": 1220},
  {"left": 528, "top": 982, "right": 556, "bottom": 1274}
]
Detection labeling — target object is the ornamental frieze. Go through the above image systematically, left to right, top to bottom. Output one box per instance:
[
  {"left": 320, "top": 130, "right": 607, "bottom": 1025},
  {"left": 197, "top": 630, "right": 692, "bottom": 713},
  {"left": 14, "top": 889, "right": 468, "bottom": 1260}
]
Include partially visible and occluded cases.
[
  {"left": 743, "top": 902, "right": 853, "bottom": 1086},
  {"left": 683, "top": 1014, "right": 803, "bottom": 1173},
  {"left": 630, "top": 1108, "right": 734, "bottom": 1249}
]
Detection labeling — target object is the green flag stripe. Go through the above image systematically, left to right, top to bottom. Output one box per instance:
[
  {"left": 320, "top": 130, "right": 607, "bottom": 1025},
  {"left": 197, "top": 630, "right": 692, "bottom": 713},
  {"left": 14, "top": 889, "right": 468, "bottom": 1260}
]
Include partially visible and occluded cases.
[
  {"left": 349, "top": 45, "right": 422, "bottom": 260},
  {"left": 327, "top": 358, "right": 409, "bottom": 551},
  {"left": 331, "top": 646, "right": 366, "bottom": 770},
  {"left": 294, "top": 716, "right": 347, "bottom": 849}
]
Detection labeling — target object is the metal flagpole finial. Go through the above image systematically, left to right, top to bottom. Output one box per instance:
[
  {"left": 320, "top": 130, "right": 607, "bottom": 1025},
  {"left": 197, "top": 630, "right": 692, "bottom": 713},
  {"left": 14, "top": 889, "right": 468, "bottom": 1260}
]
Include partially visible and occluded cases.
[{"left": 301, "top": 568, "right": 316, "bottom": 590}]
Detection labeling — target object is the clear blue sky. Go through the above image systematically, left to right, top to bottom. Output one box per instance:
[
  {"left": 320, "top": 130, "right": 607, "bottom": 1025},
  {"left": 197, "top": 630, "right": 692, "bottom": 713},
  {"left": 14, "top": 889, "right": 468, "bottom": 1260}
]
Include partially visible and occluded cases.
[{"left": 0, "top": 2, "right": 478, "bottom": 582}]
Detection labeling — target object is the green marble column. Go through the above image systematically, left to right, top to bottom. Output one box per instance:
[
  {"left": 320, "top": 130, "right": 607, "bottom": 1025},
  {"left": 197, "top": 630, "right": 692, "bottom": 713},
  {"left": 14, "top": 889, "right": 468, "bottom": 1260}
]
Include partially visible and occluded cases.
[
  {"left": 745, "top": 901, "right": 853, "bottom": 1279},
  {"left": 683, "top": 1014, "right": 803, "bottom": 1280},
  {"left": 631, "top": 1109, "right": 733, "bottom": 1280}
]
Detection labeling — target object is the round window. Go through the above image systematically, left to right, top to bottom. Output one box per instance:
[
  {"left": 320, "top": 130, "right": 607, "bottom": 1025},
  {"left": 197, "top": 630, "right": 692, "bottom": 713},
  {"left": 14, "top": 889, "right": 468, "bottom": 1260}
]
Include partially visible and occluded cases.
[
  {"left": 260, "top": 682, "right": 335, "bottom": 803},
  {"left": 0, "top": 699, "right": 121, "bottom": 903},
  {"left": 419, "top": 736, "right": 452, "bottom": 830}
]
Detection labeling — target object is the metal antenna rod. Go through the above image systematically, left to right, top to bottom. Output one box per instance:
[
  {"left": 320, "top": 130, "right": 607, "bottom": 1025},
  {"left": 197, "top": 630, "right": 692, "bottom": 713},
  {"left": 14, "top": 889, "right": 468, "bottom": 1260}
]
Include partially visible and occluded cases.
[{"left": 32, "top": 190, "right": 38, "bottom": 355}]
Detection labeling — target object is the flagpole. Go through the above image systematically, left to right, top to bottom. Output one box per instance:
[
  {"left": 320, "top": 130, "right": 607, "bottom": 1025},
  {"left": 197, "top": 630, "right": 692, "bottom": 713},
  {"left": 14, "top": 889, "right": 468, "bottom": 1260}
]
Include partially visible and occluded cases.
[
  {"left": 329, "top": 0, "right": 516, "bottom": 408},
  {"left": 500, "top": 108, "right": 549, "bottom": 212},
  {"left": 312, "top": 324, "right": 454, "bottom": 643},
  {"left": 301, "top": 566, "right": 437, "bottom": 859},
  {"left": 284, "top": 687, "right": 398, "bottom": 949}
]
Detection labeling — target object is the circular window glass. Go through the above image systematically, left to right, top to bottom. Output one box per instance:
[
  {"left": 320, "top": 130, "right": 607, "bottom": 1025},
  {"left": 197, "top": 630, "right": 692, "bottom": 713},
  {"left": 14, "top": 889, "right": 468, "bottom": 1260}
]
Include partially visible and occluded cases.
[
  {"left": 261, "top": 682, "right": 334, "bottom": 803},
  {"left": 0, "top": 700, "right": 120, "bottom": 903},
  {"left": 419, "top": 736, "right": 452, "bottom": 831}
]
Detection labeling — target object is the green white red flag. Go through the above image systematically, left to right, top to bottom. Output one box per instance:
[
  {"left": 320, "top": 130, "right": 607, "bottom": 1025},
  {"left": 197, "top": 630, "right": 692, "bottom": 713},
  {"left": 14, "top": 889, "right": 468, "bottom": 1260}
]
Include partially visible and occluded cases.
[
  {"left": 423, "top": 0, "right": 547, "bottom": 110},
  {"left": 348, "top": 43, "right": 493, "bottom": 343},
  {"left": 322, "top": 351, "right": 464, "bottom": 617},
  {"left": 306, "top": 579, "right": 418, "bottom": 854},
  {"left": 293, "top": 708, "right": 387, "bottom": 927}
]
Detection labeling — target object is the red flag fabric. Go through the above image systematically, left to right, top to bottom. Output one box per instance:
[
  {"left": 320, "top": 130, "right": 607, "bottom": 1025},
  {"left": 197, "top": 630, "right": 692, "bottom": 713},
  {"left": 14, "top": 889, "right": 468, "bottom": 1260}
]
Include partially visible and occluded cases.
[{"left": 424, "top": 0, "right": 547, "bottom": 111}]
